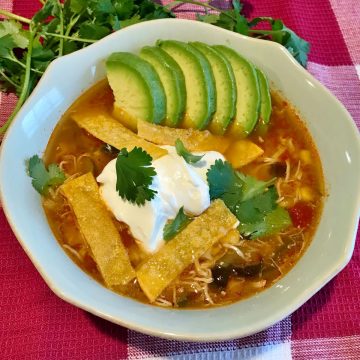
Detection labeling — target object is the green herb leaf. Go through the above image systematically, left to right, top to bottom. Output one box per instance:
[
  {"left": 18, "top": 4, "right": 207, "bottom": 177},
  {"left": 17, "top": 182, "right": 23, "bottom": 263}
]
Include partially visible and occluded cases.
[
  {"left": 33, "top": 0, "right": 62, "bottom": 24},
  {"left": 69, "top": 0, "right": 87, "bottom": 14},
  {"left": 114, "top": 0, "right": 134, "bottom": 20},
  {"left": 195, "top": 13, "right": 219, "bottom": 24},
  {"left": 0, "top": 20, "right": 29, "bottom": 50},
  {"left": 78, "top": 22, "right": 111, "bottom": 40},
  {"left": 280, "top": 25, "right": 310, "bottom": 67},
  {"left": 175, "top": 138, "right": 204, "bottom": 164},
  {"left": 115, "top": 147, "right": 157, "bottom": 205},
  {"left": 27, "top": 155, "right": 66, "bottom": 195},
  {"left": 207, "top": 159, "right": 291, "bottom": 239},
  {"left": 207, "top": 159, "right": 242, "bottom": 200},
  {"left": 236, "top": 172, "right": 276, "bottom": 202},
  {"left": 234, "top": 186, "right": 278, "bottom": 223},
  {"left": 238, "top": 206, "right": 292, "bottom": 239},
  {"left": 163, "top": 207, "right": 192, "bottom": 241}
]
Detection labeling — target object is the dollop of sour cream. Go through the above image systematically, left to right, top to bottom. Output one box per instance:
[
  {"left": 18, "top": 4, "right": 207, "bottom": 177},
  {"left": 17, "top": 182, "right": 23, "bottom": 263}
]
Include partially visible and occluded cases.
[{"left": 97, "top": 146, "right": 224, "bottom": 253}]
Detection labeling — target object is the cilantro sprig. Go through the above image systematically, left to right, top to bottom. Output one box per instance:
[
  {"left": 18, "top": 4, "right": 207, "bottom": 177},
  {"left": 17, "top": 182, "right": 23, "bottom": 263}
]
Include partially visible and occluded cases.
[
  {"left": 175, "top": 138, "right": 204, "bottom": 164},
  {"left": 115, "top": 147, "right": 157, "bottom": 205},
  {"left": 27, "top": 154, "right": 66, "bottom": 195},
  {"left": 207, "top": 159, "right": 291, "bottom": 239},
  {"left": 163, "top": 207, "right": 192, "bottom": 241}
]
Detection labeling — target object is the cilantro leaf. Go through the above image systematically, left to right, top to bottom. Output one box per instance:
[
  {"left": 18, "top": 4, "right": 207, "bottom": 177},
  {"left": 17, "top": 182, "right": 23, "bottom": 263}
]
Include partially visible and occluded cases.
[
  {"left": 33, "top": 0, "right": 62, "bottom": 24},
  {"left": 69, "top": 0, "right": 88, "bottom": 14},
  {"left": 114, "top": 0, "right": 135, "bottom": 20},
  {"left": 195, "top": 14, "right": 219, "bottom": 24},
  {"left": 0, "top": 20, "right": 29, "bottom": 50},
  {"left": 79, "top": 22, "right": 111, "bottom": 40},
  {"left": 281, "top": 25, "right": 310, "bottom": 67},
  {"left": 175, "top": 139, "right": 204, "bottom": 164},
  {"left": 115, "top": 147, "right": 157, "bottom": 205},
  {"left": 27, "top": 155, "right": 66, "bottom": 195},
  {"left": 207, "top": 159, "right": 291, "bottom": 239},
  {"left": 207, "top": 159, "right": 242, "bottom": 200},
  {"left": 236, "top": 172, "right": 276, "bottom": 202},
  {"left": 235, "top": 186, "right": 278, "bottom": 223},
  {"left": 238, "top": 206, "right": 292, "bottom": 239},
  {"left": 163, "top": 207, "right": 192, "bottom": 241}
]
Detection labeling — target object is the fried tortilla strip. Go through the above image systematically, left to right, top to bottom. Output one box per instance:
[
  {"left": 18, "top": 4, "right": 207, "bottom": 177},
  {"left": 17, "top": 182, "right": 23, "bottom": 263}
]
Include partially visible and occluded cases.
[
  {"left": 72, "top": 110, "right": 167, "bottom": 159},
  {"left": 137, "top": 120, "right": 231, "bottom": 154},
  {"left": 225, "top": 139, "right": 264, "bottom": 168},
  {"left": 60, "top": 173, "right": 136, "bottom": 287},
  {"left": 136, "top": 199, "right": 238, "bottom": 302}
]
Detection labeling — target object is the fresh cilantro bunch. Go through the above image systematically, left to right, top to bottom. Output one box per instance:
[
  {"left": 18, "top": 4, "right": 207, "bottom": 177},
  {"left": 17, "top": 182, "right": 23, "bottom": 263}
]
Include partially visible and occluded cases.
[
  {"left": 0, "top": 0, "right": 174, "bottom": 134},
  {"left": 115, "top": 147, "right": 157, "bottom": 205},
  {"left": 27, "top": 155, "right": 66, "bottom": 195},
  {"left": 207, "top": 159, "right": 291, "bottom": 239}
]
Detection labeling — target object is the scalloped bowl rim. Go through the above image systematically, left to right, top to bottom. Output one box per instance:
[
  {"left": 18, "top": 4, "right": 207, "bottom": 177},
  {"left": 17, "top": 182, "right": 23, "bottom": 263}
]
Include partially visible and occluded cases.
[{"left": 1, "top": 19, "right": 359, "bottom": 341}]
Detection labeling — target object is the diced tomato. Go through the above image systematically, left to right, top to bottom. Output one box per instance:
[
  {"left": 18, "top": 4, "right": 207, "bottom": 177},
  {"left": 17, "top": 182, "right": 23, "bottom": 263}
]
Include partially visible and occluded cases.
[{"left": 289, "top": 202, "right": 313, "bottom": 228}]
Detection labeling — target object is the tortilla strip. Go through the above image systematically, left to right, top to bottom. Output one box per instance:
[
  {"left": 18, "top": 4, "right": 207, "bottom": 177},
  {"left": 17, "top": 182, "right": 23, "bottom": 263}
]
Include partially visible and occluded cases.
[
  {"left": 72, "top": 110, "right": 167, "bottom": 159},
  {"left": 137, "top": 120, "right": 231, "bottom": 154},
  {"left": 225, "top": 139, "right": 264, "bottom": 168},
  {"left": 60, "top": 173, "right": 136, "bottom": 287},
  {"left": 136, "top": 199, "right": 238, "bottom": 302}
]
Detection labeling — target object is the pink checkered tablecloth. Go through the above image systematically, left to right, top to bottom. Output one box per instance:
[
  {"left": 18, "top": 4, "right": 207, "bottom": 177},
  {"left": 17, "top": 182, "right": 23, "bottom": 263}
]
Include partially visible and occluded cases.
[{"left": 1, "top": 0, "right": 360, "bottom": 359}]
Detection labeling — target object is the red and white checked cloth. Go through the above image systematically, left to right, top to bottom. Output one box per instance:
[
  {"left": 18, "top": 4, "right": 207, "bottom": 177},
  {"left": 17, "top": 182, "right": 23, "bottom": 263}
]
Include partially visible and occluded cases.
[{"left": 1, "top": 1, "right": 359, "bottom": 359}]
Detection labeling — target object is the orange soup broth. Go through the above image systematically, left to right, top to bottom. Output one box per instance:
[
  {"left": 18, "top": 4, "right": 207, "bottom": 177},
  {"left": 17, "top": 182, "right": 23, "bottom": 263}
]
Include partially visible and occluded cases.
[{"left": 43, "top": 80, "right": 325, "bottom": 308}]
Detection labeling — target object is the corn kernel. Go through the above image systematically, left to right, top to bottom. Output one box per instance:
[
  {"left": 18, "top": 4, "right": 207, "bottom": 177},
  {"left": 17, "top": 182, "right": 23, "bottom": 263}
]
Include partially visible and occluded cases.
[
  {"left": 299, "top": 150, "right": 311, "bottom": 165},
  {"left": 300, "top": 186, "right": 314, "bottom": 202}
]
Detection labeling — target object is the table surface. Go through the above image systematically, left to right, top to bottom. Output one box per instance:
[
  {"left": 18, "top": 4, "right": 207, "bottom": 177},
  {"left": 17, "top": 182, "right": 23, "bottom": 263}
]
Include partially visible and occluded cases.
[{"left": 1, "top": 0, "right": 359, "bottom": 359}]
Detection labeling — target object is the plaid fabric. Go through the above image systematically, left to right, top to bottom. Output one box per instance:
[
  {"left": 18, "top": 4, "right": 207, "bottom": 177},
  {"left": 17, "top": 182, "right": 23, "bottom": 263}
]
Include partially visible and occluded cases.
[{"left": 1, "top": 1, "right": 359, "bottom": 359}]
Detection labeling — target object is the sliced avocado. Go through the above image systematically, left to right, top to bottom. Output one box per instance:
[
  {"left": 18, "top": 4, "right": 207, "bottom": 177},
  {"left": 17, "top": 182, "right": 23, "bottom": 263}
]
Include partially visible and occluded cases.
[
  {"left": 158, "top": 40, "right": 216, "bottom": 130},
  {"left": 190, "top": 42, "right": 236, "bottom": 135},
  {"left": 213, "top": 45, "right": 260, "bottom": 138},
  {"left": 140, "top": 46, "right": 186, "bottom": 127},
  {"left": 106, "top": 52, "right": 166, "bottom": 125},
  {"left": 255, "top": 68, "right": 272, "bottom": 134},
  {"left": 256, "top": 69, "right": 271, "bottom": 124}
]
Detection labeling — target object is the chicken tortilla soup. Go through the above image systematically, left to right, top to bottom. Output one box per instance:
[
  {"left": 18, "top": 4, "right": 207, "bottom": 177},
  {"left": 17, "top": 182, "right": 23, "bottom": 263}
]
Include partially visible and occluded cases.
[{"left": 27, "top": 41, "right": 324, "bottom": 308}]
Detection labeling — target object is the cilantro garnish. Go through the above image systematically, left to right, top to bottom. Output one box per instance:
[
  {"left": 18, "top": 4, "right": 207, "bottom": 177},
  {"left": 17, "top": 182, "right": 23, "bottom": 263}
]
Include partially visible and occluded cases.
[
  {"left": 175, "top": 139, "right": 204, "bottom": 164},
  {"left": 115, "top": 147, "right": 157, "bottom": 205},
  {"left": 27, "top": 155, "right": 66, "bottom": 195},
  {"left": 206, "top": 159, "right": 291, "bottom": 239},
  {"left": 234, "top": 186, "right": 278, "bottom": 223},
  {"left": 238, "top": 206, "right": 292, "bottom": 239},
  {"left": 163, "top": 207, "right": 192, "bottom": 241}
]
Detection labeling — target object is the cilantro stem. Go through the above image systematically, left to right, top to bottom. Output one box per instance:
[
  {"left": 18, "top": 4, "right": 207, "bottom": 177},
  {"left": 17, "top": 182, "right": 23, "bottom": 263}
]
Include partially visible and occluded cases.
[
  {"left": 167, "top": 0, "right": 236, "bottom": 21},
  {"left": 58, "top": 2, "right": 64, "bottom": 57},
  {"left": 0, "top": 9, "right": 31, "bottom": 24},
  {"left": 65, "top": 14, "right": 81, "bottom": 37},
  {"left": 248, "top": 29, "right": 283, "bottom": 35},
  {"left": 0, "top": 31, "right": 35, "bottom": 135},
  {"left": 41, "top": 32, "right": 97, "bottom": 43},
  {"left": 9, "top": 53, "right": 44, "bottom": 75},
  {"left": 0, "top": 70, "right": 20, "bottom": 89}
]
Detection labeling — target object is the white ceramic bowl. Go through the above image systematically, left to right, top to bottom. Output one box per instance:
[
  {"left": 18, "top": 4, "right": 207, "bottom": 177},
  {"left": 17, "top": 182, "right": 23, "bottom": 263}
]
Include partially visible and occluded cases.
[{"left": 1, "top": 19, "right": 359, "bottom": 342}]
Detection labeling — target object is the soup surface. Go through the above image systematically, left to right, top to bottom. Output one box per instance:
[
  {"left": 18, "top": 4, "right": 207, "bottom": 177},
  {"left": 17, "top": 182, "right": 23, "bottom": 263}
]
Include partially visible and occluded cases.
[{"left": 43, "top": 80, "right": 324, "bottom": 308}]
